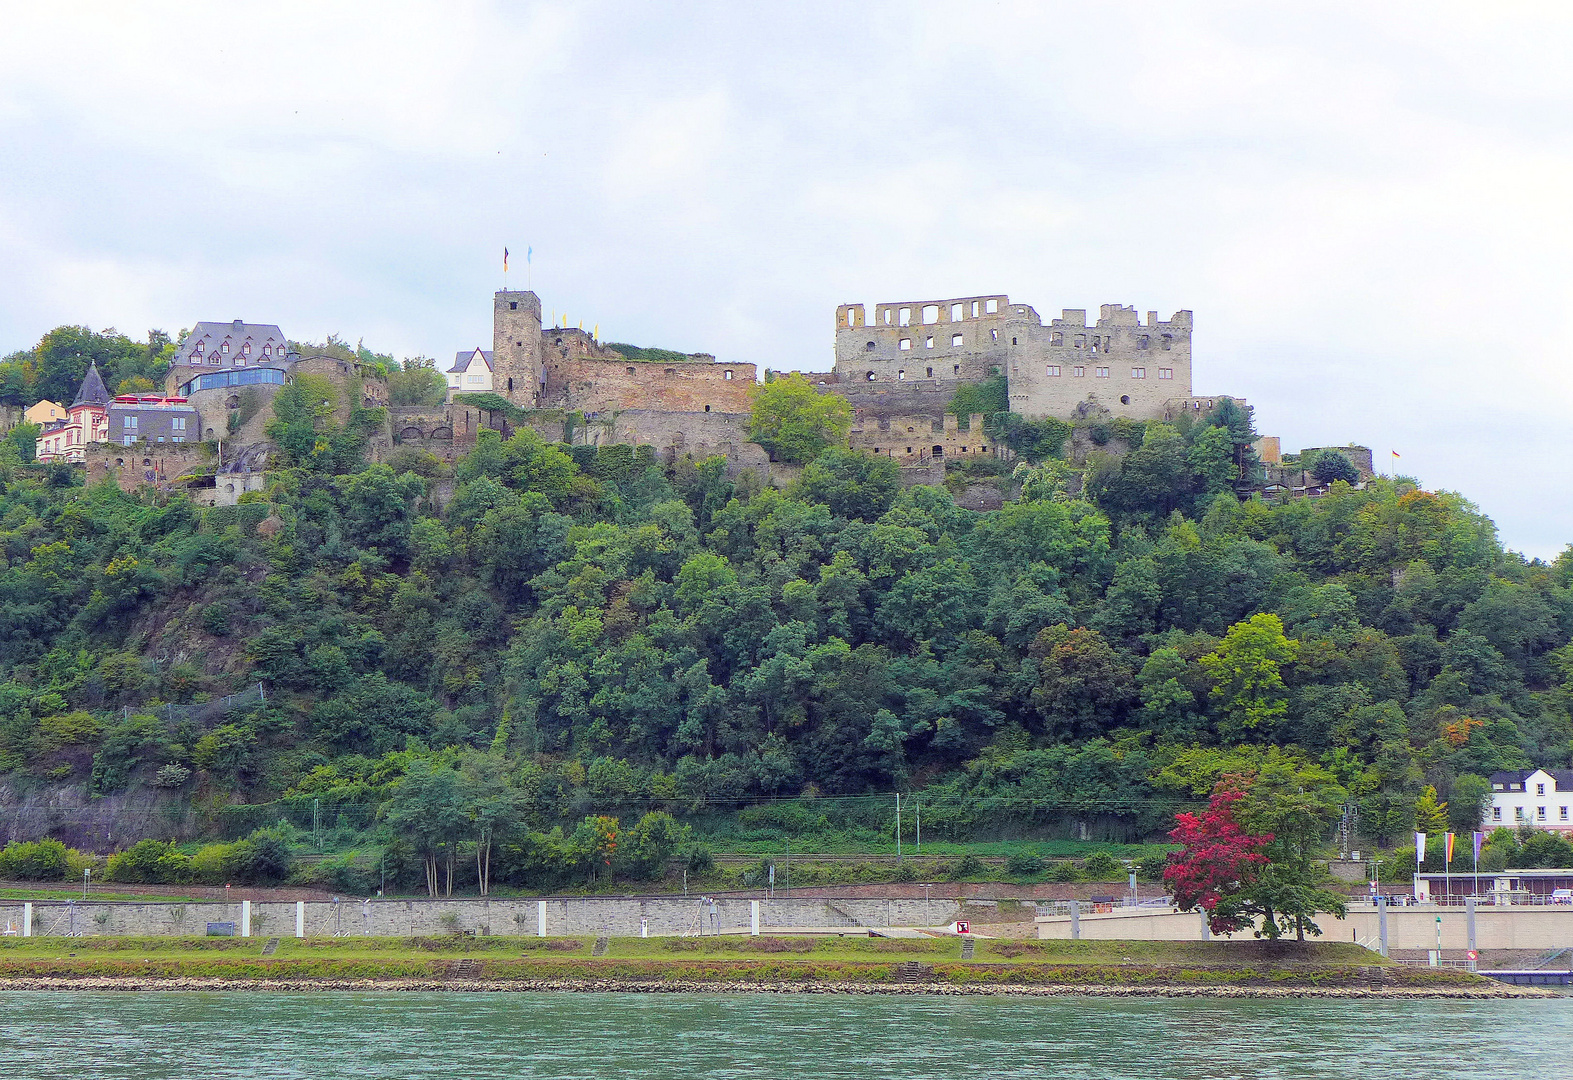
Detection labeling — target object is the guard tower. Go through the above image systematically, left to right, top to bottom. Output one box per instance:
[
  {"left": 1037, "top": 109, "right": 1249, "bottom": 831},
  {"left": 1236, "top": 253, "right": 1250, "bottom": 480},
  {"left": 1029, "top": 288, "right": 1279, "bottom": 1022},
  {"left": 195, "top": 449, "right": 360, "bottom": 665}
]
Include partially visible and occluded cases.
[{"left": 492, "top": 290, "right": 543, "bottom": 407}]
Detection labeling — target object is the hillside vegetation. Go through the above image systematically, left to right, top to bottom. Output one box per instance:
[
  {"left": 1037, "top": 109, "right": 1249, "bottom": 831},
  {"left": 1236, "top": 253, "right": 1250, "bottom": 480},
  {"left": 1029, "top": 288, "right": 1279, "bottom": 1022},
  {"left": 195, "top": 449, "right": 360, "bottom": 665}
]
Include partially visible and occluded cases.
[{"left": 0, "top": 330, "right": 1567, "bottom": 893}]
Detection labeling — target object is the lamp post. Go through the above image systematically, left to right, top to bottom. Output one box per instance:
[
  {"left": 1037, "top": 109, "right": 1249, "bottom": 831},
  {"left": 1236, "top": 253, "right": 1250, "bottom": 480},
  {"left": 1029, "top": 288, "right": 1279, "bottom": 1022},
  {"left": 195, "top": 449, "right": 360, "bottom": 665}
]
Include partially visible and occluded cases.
[{"left": 82, "top": 867, "right": 90, "bottom": 900}]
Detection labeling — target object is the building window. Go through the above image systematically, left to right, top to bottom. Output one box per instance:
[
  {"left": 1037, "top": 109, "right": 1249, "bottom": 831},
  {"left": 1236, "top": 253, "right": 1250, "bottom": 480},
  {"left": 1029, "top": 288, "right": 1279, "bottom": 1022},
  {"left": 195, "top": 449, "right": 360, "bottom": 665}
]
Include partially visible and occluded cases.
[
  {"left": 990, "top": 329, "right": 998, "bottom": 342},
  {"left": 1051, "top": 332, "right": 1063, "bottom": 346},
  {"left": 951, "top": 334, "right": 963, "bottom": 347},
  {"left": 1139, "top": 335, "right": 1150, "bottom": 350},
  {"left": 1162, "top": 335, "right": 1173, "bottom": 350},
  {"left": 925, "top": 337, "right": 934, "bottom": 349},
  {"left": 899, "top": 339, "right": 911, "bottom": 351},
  {"left": 194, "top": 341, "right": 204, "bottom": 354},
  {"left": 221, "top": 342, "right": 229, "bottom": 353},
  {"left": 241, "top": 342, "right": 250, "bottom": 355},
  {"left": 262, "top": 345, "right": 271, "bottom": 357},
  {"left": 952, "top": 365, "right": 959, "bottom": 375},
  {"left": 1046, "top": 365, "right": 1060, "bottom": 377},
  {"left": 1072, "top": 366, "right": 1085, "bottom": 377},
  {"left": 926, "top": 367, "right": 933, "bottom": 377},
  {"left": 1095, "top": 367, "right": 1109, "bottom": 378},
  {"left": 1131, "top": 367, "right": 1145, "bottom": 379},
  {"left": 1158, "top": 368, "right": 1173, "bottom": 379},
  {"left": 724, "top": 370, "right": 733, "bottom": 380},
  {"left": 898, "top": 370, "right": 905, "bottom": 380},
  {"left": 468, "top": 374, "right": 485, "bottom": 384},
  {"left": 123, "top": 416, "right": 138, "bottom": 430},
  {"left": 171, "top": 417, "right": 185, "bottom": 431},
  {"left": 123, "top": 435, "right": 135, "bottom": 446},
  {"left": 172, "top": 436, "right": 184, "bottom": 443},
  {"left": 1539, "top": 783, "right": 1546, "bottom": 795},
  {"left": 1517, "top": 806, "right": 1527, "bottom": 820},
  {"left": 1562, "top": 806, "right": 1569, "bottom": 821},
  {"left": 1493, "top": 807, "right": 1502, "bottom": 821}
]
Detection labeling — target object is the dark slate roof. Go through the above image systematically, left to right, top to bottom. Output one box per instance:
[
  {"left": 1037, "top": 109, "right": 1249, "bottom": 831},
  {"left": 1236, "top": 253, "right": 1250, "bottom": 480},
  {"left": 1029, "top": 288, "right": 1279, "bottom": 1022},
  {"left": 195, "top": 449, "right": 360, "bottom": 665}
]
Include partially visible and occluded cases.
[
  {"left": 176, "top": 320, "right": 290, "bottom": 365},
  {"left": 450, "top": 348, "right": 493, "bottom": 373},
  {"left": 72, "top": 363, "right": 111, "bottom": 407},
  {"left": 1491, "top": 769, "right": 1573, "bottom": 788}
]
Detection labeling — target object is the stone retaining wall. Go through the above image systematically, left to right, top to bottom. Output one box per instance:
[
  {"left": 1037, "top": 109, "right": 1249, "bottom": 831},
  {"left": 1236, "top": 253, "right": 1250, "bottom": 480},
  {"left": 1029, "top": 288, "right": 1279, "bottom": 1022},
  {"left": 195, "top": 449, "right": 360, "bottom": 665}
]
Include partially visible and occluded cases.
[{"left": 0, "top": 895, "right": 962, "bottom": 939}]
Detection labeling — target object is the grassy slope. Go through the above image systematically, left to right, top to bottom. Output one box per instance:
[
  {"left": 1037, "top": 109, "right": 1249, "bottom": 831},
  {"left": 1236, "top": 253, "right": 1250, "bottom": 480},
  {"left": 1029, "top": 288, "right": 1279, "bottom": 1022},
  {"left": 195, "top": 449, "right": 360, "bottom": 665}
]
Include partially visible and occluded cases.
[{"left": 0, "top": 936, "right": 1490, "bottom": 990}]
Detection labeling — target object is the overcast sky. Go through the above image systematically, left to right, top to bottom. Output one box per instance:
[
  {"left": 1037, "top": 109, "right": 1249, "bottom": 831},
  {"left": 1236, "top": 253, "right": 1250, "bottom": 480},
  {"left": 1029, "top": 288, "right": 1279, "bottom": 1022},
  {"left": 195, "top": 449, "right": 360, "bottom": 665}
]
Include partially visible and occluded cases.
[{"left": 1, "top": 1, "right": 1569, "bottom": 557}]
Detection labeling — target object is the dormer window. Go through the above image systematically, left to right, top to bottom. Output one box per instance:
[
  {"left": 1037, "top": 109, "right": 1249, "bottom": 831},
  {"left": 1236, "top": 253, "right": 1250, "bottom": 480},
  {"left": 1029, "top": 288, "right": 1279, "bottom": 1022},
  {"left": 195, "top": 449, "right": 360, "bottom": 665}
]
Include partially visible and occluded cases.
[
  {"left": 194, "top": 341, "right": 204, "bottom": 354},
  {"left": 221, "top": 342, "right": 230, "bottom": 354},
  {"left": 242, "top": 342, "right": 251, "bottom": 355},
  {"left": 262, "top": 345, "right": 271, "bottom": 357}
]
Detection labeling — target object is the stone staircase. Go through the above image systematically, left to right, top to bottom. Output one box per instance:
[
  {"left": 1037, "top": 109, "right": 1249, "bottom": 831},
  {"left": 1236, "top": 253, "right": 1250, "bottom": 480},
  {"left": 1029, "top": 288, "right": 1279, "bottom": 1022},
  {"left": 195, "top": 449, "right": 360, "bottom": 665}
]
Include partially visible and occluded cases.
[
  {"left": 592, "top": 937, "right": 609, "bottom": 956},
  {"left": 261, "top": 938, "right": 280, "bottom": 956},
  {"left": 961, "top": 938, "right": 975, "bottom": 960},
  {"left": 446, "top": 959, "right": 483, "bottom": 979},
  {"left": 898, "top": 961, "right": 931, "bottom": 983}
]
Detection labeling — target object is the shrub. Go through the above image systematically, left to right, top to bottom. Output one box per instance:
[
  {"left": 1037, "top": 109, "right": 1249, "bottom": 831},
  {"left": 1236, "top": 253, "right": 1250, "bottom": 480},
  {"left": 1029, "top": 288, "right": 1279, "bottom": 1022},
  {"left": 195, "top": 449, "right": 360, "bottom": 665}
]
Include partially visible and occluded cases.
[
  {"left": 153, "top": 763, "right": 191, "bottom": 789},
  {"left": 0, "top": 838, "right": 71, "bottom": 880},
  {"left": 105, "top": 839, "right": 190, "bottom": 884},
  {"left": 1081, "top": 851, "right": 1123, "bottom": 879},
  {"left": 1004, "top": 852, "right": 1045, "bottom": 876},
  {"left": 1136, "top": 853, "right": 1169, "bottom": 882},
  {"left": 950, "top": 854, "right": 985, "bottom": 879},
  {"left": 1048, "top": 862, "right": 1080, "bottom": 883}
]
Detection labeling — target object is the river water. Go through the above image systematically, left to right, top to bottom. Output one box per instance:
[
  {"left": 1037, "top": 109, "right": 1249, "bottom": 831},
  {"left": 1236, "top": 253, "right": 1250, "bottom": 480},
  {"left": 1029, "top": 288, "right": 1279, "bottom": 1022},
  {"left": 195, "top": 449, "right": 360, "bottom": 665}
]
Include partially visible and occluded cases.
[{"left": 1, "top": 991, "right": 1565, "bottom": 1078}]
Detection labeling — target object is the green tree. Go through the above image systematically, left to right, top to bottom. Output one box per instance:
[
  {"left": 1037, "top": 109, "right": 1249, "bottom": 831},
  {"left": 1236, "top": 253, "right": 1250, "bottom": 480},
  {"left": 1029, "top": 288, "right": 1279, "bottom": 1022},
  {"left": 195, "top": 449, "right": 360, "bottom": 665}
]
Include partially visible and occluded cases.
[
  {"left": 388, "top": 356, "right": 450, "bottom": 406},
  {"left": 747, "top": 373, "right": 852, "bottom": 463},
  {"left": 6, "top": 421, "right": 40, "bottom": 463},
  {"left": 793, "top": 449, "right": 900, "bottom": 521},
  {"left": 1310, "top": 451, "right": 1359, "bottom": 485},
  {"left": 1201, "top": 613, "right": 1299, "bottom": 736},
  {"left": 385, "top": 760, "right": 468, "bottom": 896},
  {"left": 1231, "top": 760, "right": 1349, "bottom": 941},
  {"left": 1447, "top": 774, "right": 1491, "bottom": 834},
  {"left": 1414, "top": 785, "right": 1449, "bottom": 832}
]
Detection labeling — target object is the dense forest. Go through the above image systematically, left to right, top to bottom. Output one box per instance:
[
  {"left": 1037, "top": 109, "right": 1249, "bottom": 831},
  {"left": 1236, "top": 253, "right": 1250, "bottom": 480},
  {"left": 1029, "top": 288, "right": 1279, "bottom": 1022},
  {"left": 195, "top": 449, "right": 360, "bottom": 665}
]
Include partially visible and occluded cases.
[{"left": 0, "top": 325, "right": 1570, "bottom": 894}]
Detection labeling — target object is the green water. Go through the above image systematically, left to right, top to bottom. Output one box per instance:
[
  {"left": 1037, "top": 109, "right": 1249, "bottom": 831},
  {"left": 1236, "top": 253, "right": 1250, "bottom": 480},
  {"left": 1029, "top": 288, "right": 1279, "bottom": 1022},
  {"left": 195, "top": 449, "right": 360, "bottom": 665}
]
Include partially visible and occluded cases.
[{"left": 0, "top": 992, "right": 1563, "bottom": 1077}]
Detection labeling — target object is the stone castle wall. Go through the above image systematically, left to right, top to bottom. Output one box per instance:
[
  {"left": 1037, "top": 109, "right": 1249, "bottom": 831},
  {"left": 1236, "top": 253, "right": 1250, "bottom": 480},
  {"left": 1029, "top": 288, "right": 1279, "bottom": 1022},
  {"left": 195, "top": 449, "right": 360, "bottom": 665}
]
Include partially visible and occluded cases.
[
  {"left": 542, "top": 357, "right": 757, "bottom": 415},
  {"left": 848, "top": 411, "right": 1001, "bottom": 466}
]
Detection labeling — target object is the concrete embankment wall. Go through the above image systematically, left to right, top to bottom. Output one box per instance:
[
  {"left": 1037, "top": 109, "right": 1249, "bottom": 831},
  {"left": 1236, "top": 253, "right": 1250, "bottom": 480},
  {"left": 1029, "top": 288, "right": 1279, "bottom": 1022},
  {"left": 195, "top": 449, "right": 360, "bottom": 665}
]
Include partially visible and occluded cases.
[
  {"left": 1, "top": 895, "right": 962, "bottom": 939},
  {"left": 1037, "top": 904, "right": 1573, "bottom": 951}
]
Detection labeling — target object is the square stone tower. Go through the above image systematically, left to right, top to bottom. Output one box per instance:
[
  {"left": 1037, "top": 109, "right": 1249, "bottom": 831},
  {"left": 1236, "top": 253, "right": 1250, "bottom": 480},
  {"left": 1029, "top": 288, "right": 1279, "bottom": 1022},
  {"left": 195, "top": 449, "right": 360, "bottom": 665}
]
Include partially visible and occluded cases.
[{"left": 493, "top": 290, "right": 543, "bottom": 407}]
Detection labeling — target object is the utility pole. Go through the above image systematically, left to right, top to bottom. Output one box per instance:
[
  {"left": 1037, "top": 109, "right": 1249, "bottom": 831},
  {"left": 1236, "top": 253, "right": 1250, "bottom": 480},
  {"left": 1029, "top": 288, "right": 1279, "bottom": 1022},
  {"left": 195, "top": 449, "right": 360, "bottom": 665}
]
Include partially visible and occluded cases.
[{"left": 895, "top": 792, "right": 902, "bottom": 860}]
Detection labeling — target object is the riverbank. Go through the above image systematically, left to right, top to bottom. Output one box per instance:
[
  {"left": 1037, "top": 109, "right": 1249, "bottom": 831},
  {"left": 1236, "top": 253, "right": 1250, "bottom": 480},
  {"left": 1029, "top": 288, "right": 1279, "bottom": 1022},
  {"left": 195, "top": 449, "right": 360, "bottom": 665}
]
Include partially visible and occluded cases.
[
  {"left": 0, "top": 936, "right": 1542, "bottom": 995},
  {"left": 0, "top": 976, "right": 1544, "bottom": 997}
]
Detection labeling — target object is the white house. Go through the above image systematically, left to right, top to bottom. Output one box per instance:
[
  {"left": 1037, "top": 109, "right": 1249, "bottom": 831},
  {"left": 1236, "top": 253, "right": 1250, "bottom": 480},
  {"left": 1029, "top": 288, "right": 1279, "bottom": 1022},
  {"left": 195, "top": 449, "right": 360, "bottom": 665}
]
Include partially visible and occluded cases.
[
  {"left": 447, "top": 348, "right": 493, "bottom": 396},
  {"left": 1489, "top": 769, "right": 1573, "bottom": 834}
]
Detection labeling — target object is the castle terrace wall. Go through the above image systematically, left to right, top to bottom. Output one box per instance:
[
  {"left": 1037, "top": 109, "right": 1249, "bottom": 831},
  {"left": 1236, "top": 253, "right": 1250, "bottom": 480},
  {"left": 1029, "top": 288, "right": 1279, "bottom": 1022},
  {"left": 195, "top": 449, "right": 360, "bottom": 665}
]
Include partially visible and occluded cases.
[
  {"left": 542, "top": 358, "right": 756, "bottom": 415},
  {"left": 599, "top": 410, "right": 771, "bottom": 475},
  {"left": 848, "top": 411, "right": 1000, "bottom": 466},
  {"left": 85, "top": 442, "right": 216, "bottom": 494},
  {"left": 0, "top": 895, "right": 963, "bottom": 939}
]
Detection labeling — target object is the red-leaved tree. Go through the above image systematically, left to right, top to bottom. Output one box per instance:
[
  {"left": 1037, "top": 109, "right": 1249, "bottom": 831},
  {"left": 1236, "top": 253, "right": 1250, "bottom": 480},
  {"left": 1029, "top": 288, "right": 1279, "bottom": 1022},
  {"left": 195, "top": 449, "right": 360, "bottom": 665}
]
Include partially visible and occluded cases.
[{"left": 1162, "top": 783, "right": 1273, "bottom": 935}]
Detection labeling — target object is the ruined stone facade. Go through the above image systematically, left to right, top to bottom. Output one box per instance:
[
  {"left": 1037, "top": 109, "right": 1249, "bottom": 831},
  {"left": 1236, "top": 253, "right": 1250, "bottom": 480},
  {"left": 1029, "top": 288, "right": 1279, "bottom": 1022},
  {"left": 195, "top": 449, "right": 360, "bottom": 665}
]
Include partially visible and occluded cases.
[
  {"left": 835, "top": 295, "right": 1196, "bottom": 422},
  {"left": 848, "top": 411, "right": 1000, "bottom": 466}
]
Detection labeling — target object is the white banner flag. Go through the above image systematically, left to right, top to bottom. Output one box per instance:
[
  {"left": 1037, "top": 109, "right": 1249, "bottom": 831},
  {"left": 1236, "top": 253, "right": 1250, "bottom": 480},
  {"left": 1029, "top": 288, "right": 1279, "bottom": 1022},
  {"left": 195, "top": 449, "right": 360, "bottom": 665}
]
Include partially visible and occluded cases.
[{"left": 1415, "top": 831, "right": 1426, "bottom": 865}]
